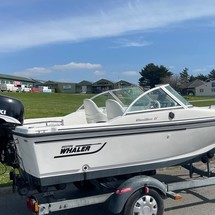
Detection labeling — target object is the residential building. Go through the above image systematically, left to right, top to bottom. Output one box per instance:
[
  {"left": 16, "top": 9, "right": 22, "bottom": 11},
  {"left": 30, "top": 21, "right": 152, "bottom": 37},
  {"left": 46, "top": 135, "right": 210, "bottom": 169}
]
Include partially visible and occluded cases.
[
  {"left": 0, "top": 73, "right": 135, "bottom": 94},
  {"left": 0, "top": 74, "right": 35, "bottom": 87},
  {"left": 92, "top": 79, "right": 114, "bottom": 93},
  {"left": 179, "top": 79, "right": 205, "bottom": 96},
  {"left": 76, "top": 80, "right": 92, "bottom": 93},
  {"left": 114, "top": 80, "right": 136, "bottom": 88},
  {"left": 43, "top": 81, "right": 76, "bottom": 93},
  {"left": 196, "top": 81, "right": 215, "bottom": 96}
]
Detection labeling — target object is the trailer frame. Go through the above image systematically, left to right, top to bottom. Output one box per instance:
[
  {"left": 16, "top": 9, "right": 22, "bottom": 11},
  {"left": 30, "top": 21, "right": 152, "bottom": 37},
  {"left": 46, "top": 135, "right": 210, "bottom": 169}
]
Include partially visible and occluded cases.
[{"left": 25, "top": 160, "right": 215, "bottom": 215}]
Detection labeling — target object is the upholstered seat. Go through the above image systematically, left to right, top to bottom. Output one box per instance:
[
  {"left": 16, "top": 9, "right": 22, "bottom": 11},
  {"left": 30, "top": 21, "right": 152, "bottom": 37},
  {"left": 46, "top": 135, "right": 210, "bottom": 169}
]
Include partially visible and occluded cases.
[
  {"left": 83, "top": 99, "right": 107, "bottom": 123},
  {"left": 106, "top": 99, "right": 124, "bottom": 120}
]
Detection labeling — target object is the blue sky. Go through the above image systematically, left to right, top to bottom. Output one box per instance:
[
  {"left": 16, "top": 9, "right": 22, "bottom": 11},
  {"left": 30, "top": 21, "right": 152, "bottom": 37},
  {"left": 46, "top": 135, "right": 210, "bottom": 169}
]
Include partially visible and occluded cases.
[{"left": 1, "top": 0, "right": 215, "bottom": 84}]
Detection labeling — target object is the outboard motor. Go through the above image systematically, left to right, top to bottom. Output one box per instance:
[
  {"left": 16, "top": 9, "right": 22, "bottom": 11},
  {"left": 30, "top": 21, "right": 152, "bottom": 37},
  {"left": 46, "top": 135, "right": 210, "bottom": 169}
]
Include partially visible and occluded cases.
[{"left": 0, "top": 94, "right": 24, "bottom": 167}]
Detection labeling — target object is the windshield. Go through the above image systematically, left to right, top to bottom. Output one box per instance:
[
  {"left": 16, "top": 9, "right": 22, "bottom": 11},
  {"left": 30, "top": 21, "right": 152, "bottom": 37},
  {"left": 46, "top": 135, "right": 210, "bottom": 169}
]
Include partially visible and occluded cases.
[
  {"left": 79, "top": 85, "right": 190, "bottom": 116},
  {"left": 165, "top": 85, "right": 191, "bottom": 106},
  {"left": 78, "top": 87, "right": 144, "bottom": 110},
  {"left": 111, "top": 87, "right": 144, "bottom": 106},
  {"left": 126, "top": 87, "right": 180, "bottom": 113}
]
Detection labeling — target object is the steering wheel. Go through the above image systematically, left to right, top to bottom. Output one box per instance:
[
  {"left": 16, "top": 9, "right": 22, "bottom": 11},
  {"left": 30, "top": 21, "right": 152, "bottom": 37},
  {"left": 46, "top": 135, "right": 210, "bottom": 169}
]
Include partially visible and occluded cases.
[{"left": 150, "top": 100, "right": 161, "bottom": 109}]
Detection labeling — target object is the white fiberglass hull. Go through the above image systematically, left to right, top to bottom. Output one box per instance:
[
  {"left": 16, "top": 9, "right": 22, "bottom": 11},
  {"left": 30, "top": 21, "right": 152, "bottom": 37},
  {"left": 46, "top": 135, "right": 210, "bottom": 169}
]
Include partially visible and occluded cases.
[{"left": 13, "top": 117, "right": 215, "bottom": 187}]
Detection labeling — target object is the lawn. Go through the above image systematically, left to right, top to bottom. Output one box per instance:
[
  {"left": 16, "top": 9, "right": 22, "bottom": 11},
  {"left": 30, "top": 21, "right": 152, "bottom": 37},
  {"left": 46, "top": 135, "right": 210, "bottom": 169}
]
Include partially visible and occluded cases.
[
  {"left": 0, "top": 92, "right": 93, "bottom": 119},
  {"left": 186, "top": 96, "right": 215, "bottom": 107}
]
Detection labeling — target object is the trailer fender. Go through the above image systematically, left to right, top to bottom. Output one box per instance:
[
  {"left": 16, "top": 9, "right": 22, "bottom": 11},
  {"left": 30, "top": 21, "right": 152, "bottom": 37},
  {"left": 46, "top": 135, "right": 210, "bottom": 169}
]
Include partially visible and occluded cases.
[{"left": 109, "top": 175, "right": 166, "bottom": 214}]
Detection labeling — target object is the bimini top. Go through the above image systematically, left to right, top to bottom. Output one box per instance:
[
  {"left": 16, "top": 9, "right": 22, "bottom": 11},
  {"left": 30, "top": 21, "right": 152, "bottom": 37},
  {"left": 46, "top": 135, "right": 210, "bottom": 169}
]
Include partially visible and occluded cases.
[{"left": 79, "top": 84, "right": 192, "bottom": 117}]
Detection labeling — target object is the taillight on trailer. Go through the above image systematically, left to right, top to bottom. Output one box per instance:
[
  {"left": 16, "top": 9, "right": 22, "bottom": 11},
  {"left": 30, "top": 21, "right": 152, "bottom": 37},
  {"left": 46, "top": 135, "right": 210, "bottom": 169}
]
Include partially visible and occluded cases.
[
  {"left": 143, "top": 185, "right": 149, "bottom": 193},
  {"left": 116, "top": 187, "right": 132, "bottom": 194},
  {"left": 27, "top": 196, "right": 39, "bottom": 213}
]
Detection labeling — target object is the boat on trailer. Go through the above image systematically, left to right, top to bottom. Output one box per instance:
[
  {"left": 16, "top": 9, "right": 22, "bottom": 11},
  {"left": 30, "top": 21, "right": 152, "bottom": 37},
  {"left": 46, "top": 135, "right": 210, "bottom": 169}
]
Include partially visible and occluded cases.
[{"left": 1, "top": 84, "right": 215, "bottom": 191}]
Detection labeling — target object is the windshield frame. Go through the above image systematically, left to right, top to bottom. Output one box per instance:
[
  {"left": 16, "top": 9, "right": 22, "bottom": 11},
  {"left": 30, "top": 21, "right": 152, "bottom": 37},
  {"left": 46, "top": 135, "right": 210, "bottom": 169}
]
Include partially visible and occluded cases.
[
  {"left": 123, "top": 84, "right": 192, "bottom": 115},
  {"left": 77, "top": 86, "right": 144, "bottom": 110}
]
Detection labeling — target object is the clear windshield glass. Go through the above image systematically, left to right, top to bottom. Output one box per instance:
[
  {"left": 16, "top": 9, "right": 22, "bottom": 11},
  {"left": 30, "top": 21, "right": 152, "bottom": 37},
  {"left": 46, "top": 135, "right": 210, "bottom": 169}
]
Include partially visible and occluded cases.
[
  {"left": 79, "top": 85, "right": 190, "bottom": 114},
  {"left": 165, "top": 85, "right": 191, "bottom": 106},
  {"left": 90, "top": 87, "right": 143, "bottom": 108},
  {"left": 111, "top": 87, "right": 144, "bottom": 106},
  {"left": 127, "top": 88, "right": 180, "bottom": 112},
  {"left": 92, "top": 93, "right": 116, "bottom": 108}
]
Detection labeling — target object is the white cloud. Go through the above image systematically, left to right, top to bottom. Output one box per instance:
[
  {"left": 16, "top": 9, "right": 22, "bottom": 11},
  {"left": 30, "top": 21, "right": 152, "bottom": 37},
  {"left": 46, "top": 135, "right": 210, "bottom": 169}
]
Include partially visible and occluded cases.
[
  {"left": 1, "top": 0, "right": 215, "bottom": 52},
  {"left": 112, "top": 38, "right": 151, "bottom": 48},
  {"left": 14, "top": 61, "right": 102, "bottom": 78},
  {"left": 51, "top": 62, "right": 102, "bottom": 71},
  {"left": 192, "top": 65, "right": 215, "bottom": 75},
  {"left": 207, "top": 65, "right": 215, "bottom": 69},
  {"left": 14, "top": 67, "right": 52, "bottom": 77},
  {"left": 192, "top": 68, "right": 208, "bottom": 74},
  {"left": 94, "top": 70, "right": 106, "bottom": 76},
  {"left": 122, "top": 71, "right": 139, "bottom": 76}
]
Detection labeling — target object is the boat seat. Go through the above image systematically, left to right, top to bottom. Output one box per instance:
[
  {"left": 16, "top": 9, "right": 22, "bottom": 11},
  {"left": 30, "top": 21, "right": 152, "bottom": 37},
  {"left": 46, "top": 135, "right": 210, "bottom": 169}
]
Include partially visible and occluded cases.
[
  {"left": 83, "top": 99, "right": 107, "bottom": 123},
  {"left": 106, "top": 99, "right": 124, "bottom": 120}
]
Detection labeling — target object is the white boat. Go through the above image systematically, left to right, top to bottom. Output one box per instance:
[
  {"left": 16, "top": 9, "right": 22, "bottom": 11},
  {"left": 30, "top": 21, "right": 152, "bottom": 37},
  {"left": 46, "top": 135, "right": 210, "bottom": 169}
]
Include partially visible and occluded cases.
[{"left": 1, "top": 84, "right": 215, "bottom": 190}]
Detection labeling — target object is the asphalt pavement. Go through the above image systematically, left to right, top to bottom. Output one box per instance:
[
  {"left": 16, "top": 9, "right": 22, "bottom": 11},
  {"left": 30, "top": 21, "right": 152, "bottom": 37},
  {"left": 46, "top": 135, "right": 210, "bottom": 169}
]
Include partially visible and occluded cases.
[{"left": 1, "top": 165, "right": 215, "bottom": 215}]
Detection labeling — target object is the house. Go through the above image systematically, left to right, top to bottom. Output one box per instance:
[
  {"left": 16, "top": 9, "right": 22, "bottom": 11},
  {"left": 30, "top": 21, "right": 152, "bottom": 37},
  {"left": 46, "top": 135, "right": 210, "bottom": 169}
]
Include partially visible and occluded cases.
[
  {"left": 0, "top": 72, "right": 136, "bottom": 94},
  {"left": 0, "top": 74, "right": 35, "bottom": 88},
  {"left": 91, "top": 79, "right": 135, "bottom": 93},
  {"left": 92, "top": 79, "right": 114, "bottom": 93},
  {"left": 179, "top": 79, "right": 205, "bottom": 96},
  {"left": 76, "top": 80, "right": 92, "bottom": 93},
  {"left": 114, "top": 80, "right": 136, "bottom": 89},
  {"left": 196, "top": 80, "right": 215, "bottom": 96},
  {"left": 43, "top": 81, "right": 76, "bottom": 93}
]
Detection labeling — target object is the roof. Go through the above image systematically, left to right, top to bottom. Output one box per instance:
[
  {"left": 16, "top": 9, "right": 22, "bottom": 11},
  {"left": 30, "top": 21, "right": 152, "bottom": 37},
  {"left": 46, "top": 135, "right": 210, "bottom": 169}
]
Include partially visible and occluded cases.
[
  {"left": 0, "top": 73, "right": 36, "bottom": 83},
  {"left": 31, "top": 79, "right": 46, "bottom": 84},
  {"left": 92, "top": 79, "right": 114, "bottom": 86},
  {"left": 179, "top": 79, "right": 205, "bottom": 89},
  {"left": 188, "top": 79, "right": 205, "bottom": 88},
  {"left": 44, "top": 80, "right": 75, "bottom": 85},
  {"left": 77, "top": 80, "right": 93, "bottom": 85},
  {"left": 115, "top": 80, "right": 136, "bottom": 86}
]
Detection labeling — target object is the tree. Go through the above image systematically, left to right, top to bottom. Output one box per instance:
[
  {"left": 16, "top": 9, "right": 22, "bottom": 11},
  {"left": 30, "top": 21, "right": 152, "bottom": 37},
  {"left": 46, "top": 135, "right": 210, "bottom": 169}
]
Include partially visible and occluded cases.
[
  {"left": 139, "top": 63, "right": 172, "bottom": 88},
  {"left": 179, "top": 68, "right": 190, "bottom": 83},
  {"left": 208, "top": 69, "right": 215, "bottom": 80},
  {"left": 168, "top": 74, "right": 180, "bottom": 91},
  {"left": 195, "top": 74, "right": 208, "bottom": 81},
  {"left": 189, "top": 75, "right": 196, "bottom": 82}
]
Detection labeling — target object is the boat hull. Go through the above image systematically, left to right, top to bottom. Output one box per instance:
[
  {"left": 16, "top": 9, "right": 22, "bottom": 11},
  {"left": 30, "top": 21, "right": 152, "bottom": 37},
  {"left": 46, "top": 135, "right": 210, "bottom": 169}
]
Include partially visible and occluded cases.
[{"left": 13, "top": 118, "right": 215, "bottom": 187}]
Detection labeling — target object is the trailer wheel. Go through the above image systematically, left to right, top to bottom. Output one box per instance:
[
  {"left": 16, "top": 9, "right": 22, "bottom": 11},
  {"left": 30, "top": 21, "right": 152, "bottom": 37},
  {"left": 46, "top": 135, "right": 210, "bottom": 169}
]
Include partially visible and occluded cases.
[{"left": 123, "top": 188, "right": 164, "bottom": 215}]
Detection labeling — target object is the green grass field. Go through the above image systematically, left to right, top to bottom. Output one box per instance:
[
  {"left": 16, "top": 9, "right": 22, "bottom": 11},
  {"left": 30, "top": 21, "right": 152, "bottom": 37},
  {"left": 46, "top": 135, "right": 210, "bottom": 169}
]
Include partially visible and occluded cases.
[
  {"left": 0, "top": 92, "right": 215, "bottom": 186},
  {"left": 0, "top": 92, "right": 93, "bottom": 119},
  {"left": 186, "top": 96, "right": 215, "bottom": 107}
]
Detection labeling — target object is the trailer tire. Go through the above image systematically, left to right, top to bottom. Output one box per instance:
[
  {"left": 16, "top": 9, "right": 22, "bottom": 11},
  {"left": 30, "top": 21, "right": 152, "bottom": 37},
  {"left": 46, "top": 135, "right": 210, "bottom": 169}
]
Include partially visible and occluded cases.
[{"left": 123, "top": 188, "right": 164, "bottom": 215}]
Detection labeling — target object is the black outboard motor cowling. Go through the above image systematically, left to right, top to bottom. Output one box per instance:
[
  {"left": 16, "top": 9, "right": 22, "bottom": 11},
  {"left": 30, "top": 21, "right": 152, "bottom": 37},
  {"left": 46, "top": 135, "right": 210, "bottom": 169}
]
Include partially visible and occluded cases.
[
  {"left": 0, "top": 95, "right": 24, "bottom": 167},
  {"left": 0, "top": 95, "right": 24, "bottom": 124}
]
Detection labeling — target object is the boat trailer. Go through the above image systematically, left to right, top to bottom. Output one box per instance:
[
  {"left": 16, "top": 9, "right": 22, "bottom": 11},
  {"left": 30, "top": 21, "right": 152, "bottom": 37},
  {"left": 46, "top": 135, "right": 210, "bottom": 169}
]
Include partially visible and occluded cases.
[{"left": 24, "top": 160, "right": 215, "bottom": 215}]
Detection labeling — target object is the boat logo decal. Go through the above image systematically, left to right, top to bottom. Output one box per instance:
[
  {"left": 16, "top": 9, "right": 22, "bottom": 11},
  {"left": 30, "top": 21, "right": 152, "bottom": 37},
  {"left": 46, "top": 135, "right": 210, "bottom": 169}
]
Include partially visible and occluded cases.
[
  {"left": 0, "top": 109, "right": 6, "bottom": 115},
  {"left": 136, "top": 116, "right": 158, "bottom": 122},
  {"left": 54, "top": 142, "right": 107, "bottom": 158}
]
